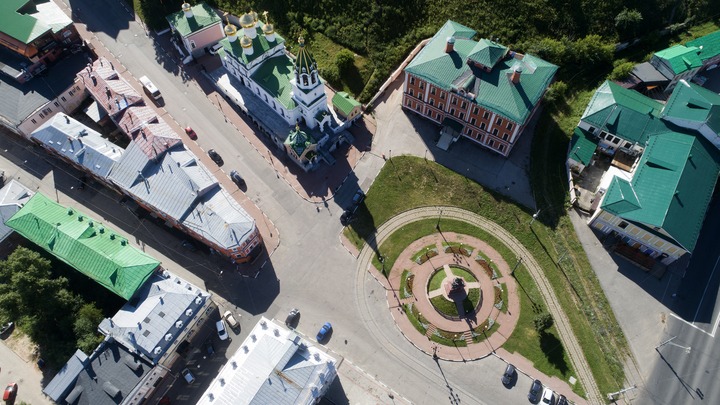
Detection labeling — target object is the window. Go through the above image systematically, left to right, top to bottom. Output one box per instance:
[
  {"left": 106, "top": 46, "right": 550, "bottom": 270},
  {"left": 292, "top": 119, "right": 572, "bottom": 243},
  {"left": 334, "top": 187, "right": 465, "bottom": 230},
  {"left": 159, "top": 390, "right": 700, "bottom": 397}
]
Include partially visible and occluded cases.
[
  {"left": 190, "top": 40, "right": 196, "bottom": 49},
  {"left": 410, "top": 77, "right": 415, "bottom": 85},
  {"left": 419, "top": 82, "right": 424, "bottom": 89},
  {"left": 430, "top": 87, "right": 436, "bottom": 95},
  {"left": 409, "top": 89, "right": 414, "bottom": 97},
  {"left": 69, "top": 90, "right": 75, "bottom": 96},
  {"left": 440, "top": 92, "right": 445, "bottom": 100},
  {"left": 418, "top": 93, "right": 423, "bottom": 101},
  {"left": 61, "top": 96, "right": 66, "bottom": 102},
  {"left": 451, "top": 97, "right": 457, "bottom": 105},
  {"left": 429, "top": 99, "right": 434, "bottom": 106},
  {"left": 407, "top": 100, "right": 412, "bottom": 107},
  {"left": 54, "top": 101, "right": 60, "bottom": 107},
  {"left": 461, "top": 101, "right": 467, "bottom": 109},
  {"left": 439, "top": 103, "right": 444, "bottom": 110},
  {"left": 416, "top": 104, "right": 421, "bottom": 111},
  {"left": 473, "top": 107, "right": 479, "bottom": 115},
  {"left": 43, "top": 108, "right": 52, "bottom": 115},
  {"left": 450, "top": 108, "right": 455, "bottom": 116},
  {"left": 426, "top": 109, "right": 431, "bottom": 116},
  {"left": 458, "top": 112, "right": 464, "bottom": 120},
  {"left": 483, "top": 112, "right": 489, "bottom": 119},
  {"left": 39, "top": 113, "right": 45, "bottom": 119},
  {"left": 437, "top": 113, "right": 441, "bottom": 119},
  {"left": 470, "top": 118, "right": 476, "bottom": 125},
  {"left": 496, "top": 118, "right": 503, "bottom": 126},
  {"left": 31, "top": 119, "right": 37, "bottom": 124},
  {"left": 480, "top": 122, "right": 486, "bottom": 130},
  {"left": 506, "top": 122, "right": 513, "bottom": 130},
  {"left": 492, "top": 128, "right": 499, "bottom": 136},
  {"left": 466, "top": 129, "right": 473, "bottom": 137},
  {"left": 502, "top": 133, "right": 509, "bottom": 141},
  {"left": 605, "top": 133, "right": 613, "bottom": 141},
  {"left": 606, "top": 135, "right": 615, "bottom": 143},
  {"left": 612, "top": 137, "right": 620, "bottom": 144},
  {"left": 488, "top": 140, "right": 495, "bottom": 147},
  {"left": 624, "top": 142, "right": 632, "bottom": 148},
  {"left": 499, "top": 144, "right": 505, "bottom": 152},
  {"left": 619, "top": 221, "right": 629, "bottom": 229}
]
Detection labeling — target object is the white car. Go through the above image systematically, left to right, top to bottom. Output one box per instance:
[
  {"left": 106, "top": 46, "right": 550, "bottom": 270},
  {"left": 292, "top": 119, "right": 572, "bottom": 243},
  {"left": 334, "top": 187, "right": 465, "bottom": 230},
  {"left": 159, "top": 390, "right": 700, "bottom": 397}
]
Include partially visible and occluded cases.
[
  {"left": 216, "top": 319, "right": 228, "bottom": 340},
  {"left": 181, "top": 368, "right": 195, "bottom": 384},
  {"left": 541, "top": 387, "right": 554, "bottom": 404}
]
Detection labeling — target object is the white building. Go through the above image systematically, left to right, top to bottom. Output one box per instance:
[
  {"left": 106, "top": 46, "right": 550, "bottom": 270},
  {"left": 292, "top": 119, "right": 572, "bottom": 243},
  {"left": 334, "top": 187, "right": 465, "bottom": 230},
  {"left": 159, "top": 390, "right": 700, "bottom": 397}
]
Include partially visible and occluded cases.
[{"left": 197, "top": 317, "right": 338, "bottom": 405}]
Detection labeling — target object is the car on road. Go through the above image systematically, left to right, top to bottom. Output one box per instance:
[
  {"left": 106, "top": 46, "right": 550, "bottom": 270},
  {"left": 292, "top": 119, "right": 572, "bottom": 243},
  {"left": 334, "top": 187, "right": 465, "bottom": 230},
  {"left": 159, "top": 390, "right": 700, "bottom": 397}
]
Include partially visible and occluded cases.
[
  {"left": 139, "top": 76, "right": 162, "bottom": 100},
  {"left": 185, "top": 127, "right": 197, "bottom": 140},
  {"left": 208, "top": 149, "right": 223, "bottom": 166},
  {"left": 230, "top": 170, "right": 245, "bottom": 188},
  {"left": 352, "top": 190, "right": 365, "bottom": 205},
  {"left": 340, "top": 209, "right": 352, "bottom": 225},
  {"left": 180, "top": 240, "right": 197, "bottom": 252},
  {"left": 285, "top": 308, "right": 299, "bottom": 328},
  {"left": 224, "top": 311, "right": 240, "bottom": 330},
  {"left": 216, "top": 319, "right": 228, "bottom": 340},
  {"left": 0, "top": 322, "right": 13, "bottom": 335},
  {"left": 316, "top": 322, "right": 332, "bottom": 341},
  {"left": 204, "top": 339, "right": 215, "bottom": 358},
  {"left": 501, "top": 363, "right": 515, "bottom": 385},
  {"left": 181, "top": 368, "right": 195, "bottom": 384},
  {"left": 528, "top": 379, "right": 542, "bottom": 403},
  {"left": 3, "top": 382, "right": 18, "bottom": 402},
  {"left": 541, "top": 387, "right": 554, "bottom": 404},
  {"left": 556, "top": 395, "right": 567, "bottom": 405},
  {"left": 160, "top": 398, "right": 171, "bottom": 405}
]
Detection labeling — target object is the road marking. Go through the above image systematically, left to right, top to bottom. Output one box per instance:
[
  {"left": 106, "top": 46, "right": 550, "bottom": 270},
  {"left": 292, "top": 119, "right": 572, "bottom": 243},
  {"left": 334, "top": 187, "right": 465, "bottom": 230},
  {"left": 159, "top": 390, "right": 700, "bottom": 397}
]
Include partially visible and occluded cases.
[{"left": 669, "top": 313, "right": 715, "bottom": 338}]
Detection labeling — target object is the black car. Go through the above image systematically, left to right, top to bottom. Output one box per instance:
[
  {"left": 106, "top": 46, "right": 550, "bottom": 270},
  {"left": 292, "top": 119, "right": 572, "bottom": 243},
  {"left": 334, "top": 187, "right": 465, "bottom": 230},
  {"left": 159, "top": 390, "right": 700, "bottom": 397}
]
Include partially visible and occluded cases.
[
  {"left": 208, "top": 149, "right": 223, "bottom": 165},
  {"left": 230, "top": 170, "right": 245, "bottom": 188},
  {"left": 352, "top": 190, "right": 365, "bottom": 205},
  {"left": 340, "top": 209, "right": 352, "bottom": 225},
  {"left": 180, "top": 240, "right": 197, "bottom": 252},
  {"left": 285, "top": 308, "right": 300, "bottom": 328},
  {"left": 204, "top": 339, "right": 215, "bottom": 358},
  {"left": 501, "top": 363, "right": 515, "bottom": 385},
  {"left": 528, "top": 379, "right": 542, "bottom": 403},
  {"left": 556, "top": 395, "right": 567, "bottom": 405}
]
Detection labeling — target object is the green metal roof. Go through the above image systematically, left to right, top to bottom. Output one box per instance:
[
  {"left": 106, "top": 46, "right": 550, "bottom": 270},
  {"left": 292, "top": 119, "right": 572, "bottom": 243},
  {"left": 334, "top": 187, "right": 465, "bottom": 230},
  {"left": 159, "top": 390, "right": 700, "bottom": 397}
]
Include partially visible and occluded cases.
[
  {"left": 0, "top": 0, "right": 53, "bottom": 45},
  {"left": 165, "top": 2, "right": 221, "bottom": 38},
  {"left": 405, "top": 20, "right": 557, "bottom": 124},
  {"left": 218, "top": 25, "right": 285, "bottom": 66},
  {"left": 686, "top": 30, "right": 720, "bottom": 62},
  {"left": 295, "top": 39, "right": 317, "bottom": 74},
  {"left": 467, "top": 39, "right": 507, "bottom": 68},
  {"left": 653, "top": 45, "right": 703, "bottom": 75},
  {"left": 250, "top": 55, "right": 297, "bottom": 110},
  {"left": 581, "top": 80, "right": 665, "bottom": 144},
  {"left": 662, "top": 80, "right": 720, "bottom": 136},
  {"left": 332, "top": 92, "right": 361, "bottom": 116},
  {"left": 284, "top": 127, "right": 315, "bottom": 155},
  {"left": 569, "top": 127, "right": 598, "bottom": 165},
  {"left": 601, "top": 131, "right": 720, "bottom": 252},
  {"left": 6, "top": 193, "right": 160, "bottom": 300}
]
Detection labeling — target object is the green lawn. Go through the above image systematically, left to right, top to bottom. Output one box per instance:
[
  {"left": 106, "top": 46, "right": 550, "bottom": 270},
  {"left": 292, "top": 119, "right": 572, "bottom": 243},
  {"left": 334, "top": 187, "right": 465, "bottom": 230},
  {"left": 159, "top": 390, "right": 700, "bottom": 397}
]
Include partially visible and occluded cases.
[
  {"left": 449, "top": 265, "right": 477, "bottom": 282},
  {"left": 427, "top": 269, "right": 446, "bottom": 292},
  {"left": 399, "top": 270, "right": 411, "bottom": 299},
  {"left": 500, "top": 282, "right": 508, "bottom": 313},
  {"left": 462, "top": 288, "right": 480, "bottom": 313},
  {"left": 430, "top": 296, "right": 459, "bottom": 317},
  {"left": 404, "top": 304, "right": 427, "bottom": 335},
  {"left": 472, "top": 321, "right": 500, "bottom": 344},
  {"left": 431, "top": 328, "right": 467, "bottom": 347}
]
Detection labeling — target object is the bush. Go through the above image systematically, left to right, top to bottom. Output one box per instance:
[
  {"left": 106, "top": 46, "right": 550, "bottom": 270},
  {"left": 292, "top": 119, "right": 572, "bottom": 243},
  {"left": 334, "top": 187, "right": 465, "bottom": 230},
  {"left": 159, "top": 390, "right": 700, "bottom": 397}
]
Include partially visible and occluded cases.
[
  {"left": 335, "top": 49, "right": 355, "bottom": 71},
  {"left": 609, "top": 62, "right": 635, "bottom": 81},
  {"left": 320, "top": 66, "right": 341, "bottom": 88},
  {"left": 543, "top": 81, "right": 567, "bottom": 106},
  {"left": 533, "top": 313, "right": 554, "bottom": 332}
]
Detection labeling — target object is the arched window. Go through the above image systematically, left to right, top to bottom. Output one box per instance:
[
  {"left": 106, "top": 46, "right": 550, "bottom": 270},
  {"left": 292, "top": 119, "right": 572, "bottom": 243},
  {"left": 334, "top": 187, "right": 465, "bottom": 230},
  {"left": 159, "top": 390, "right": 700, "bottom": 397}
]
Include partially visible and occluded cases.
[
  {"left": 311, "top": 72, "right": 317, "bottom": 84},
  {"left": 302, "top": 74, "right": 308, "bottom": 86}
]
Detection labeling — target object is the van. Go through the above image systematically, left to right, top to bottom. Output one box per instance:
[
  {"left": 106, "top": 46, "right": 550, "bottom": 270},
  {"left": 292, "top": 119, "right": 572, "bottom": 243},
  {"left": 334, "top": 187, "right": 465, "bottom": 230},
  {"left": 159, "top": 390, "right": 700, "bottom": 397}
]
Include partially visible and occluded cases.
[{"left": 139, "top": 76, "right": 161, "bottom": 100}]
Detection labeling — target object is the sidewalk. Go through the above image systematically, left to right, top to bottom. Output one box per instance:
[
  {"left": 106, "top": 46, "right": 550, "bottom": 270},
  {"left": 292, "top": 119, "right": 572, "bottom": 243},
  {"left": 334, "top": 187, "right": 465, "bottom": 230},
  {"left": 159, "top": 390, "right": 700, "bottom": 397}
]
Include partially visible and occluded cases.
[{"left": 52, "top": 0, "right": 279, "bottom": 273}]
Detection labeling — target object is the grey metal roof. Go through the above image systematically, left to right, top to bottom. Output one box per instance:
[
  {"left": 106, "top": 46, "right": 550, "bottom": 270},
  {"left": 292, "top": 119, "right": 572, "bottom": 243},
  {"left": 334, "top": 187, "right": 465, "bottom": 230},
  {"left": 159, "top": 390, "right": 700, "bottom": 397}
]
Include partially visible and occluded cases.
[
  {"left": 632, "top": 62, "right": 670, "bottom": 84},
  {"left": 30, "top": 114, "right": 124, "bottom": 178},
  {"left": 0, "top": 179, "right": 34, "bottom": 241},
  {"left": 182, "top": 186, "right": 255, "bottom": 251},
  {"left": 98, "top": 271, "right": 211, "bottom": 362},
  {"left": 43, "top": 349, "right": 89, "bottom": 401}
]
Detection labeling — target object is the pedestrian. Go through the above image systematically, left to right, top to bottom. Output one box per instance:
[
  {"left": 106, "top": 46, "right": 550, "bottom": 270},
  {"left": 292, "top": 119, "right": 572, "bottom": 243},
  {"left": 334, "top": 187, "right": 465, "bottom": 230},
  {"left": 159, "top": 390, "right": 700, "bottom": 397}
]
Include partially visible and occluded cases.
[{"left": 672, "top": 293, "right": 677, "bottom": 298}]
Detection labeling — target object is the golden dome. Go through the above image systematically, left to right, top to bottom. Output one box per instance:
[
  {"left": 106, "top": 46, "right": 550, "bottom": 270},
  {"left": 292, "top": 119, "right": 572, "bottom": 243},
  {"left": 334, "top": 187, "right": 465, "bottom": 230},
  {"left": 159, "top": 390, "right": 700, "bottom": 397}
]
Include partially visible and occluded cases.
[
  {"left": 181, "top": 3, "right": 191, "bottom": 12},
  {"left": 239, "top": 13, "right": 255, "bottom": 29},
  {"left": 262, "top": 23, "right": 274, "bottom": 35},
  {"left": 224, "top": 24, "right": 237, "bottom": 36},
  {"left": 240, "top": 36, "right": 253, "bottom": 49},
  {"left": 298, "top": 36, "right": 305, "bottom": 46}
]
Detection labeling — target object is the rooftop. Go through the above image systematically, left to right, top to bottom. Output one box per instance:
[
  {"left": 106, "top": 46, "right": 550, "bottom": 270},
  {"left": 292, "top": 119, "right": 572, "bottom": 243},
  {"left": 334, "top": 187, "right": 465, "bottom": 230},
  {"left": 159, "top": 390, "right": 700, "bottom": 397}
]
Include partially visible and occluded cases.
[
  {"left": 0, "top": 0, "right": 70, "bottom": 45},
  {"left": 165, "top": 2, "right": 222, "bottom": 38},
  {"left": 404, "top": 20, "right": 557, "bottom": 124},
  {"left": 218, "top": 24, "right": 285, "bottom": 66},
  {"left": 686, "top": 30, "right": 720, "bottom": 62},
  {"left": 653, "top": 44, "right": 703, "bottom": 75},
  {"left": 250, "top": 55, "right": 297, "bottom": 110},
  {"left": 76, "top": 57, "right": 143, "bottom": 118},
  {"left": 662, "top": 80, "right": 720, "bottom": 136},
  {"left": 331, "top": 92, "right": 361, "bottom": 116},
  {"left": 117, "top": 106, "right": 182, "bottom": 159},
  {"left": 30, "top": 114, "right": 125, "bottom": 179},
  {"left": 284, "top": 127, "right": 316, "bottom": 156},
  {"left": 569, "top": 127, "right": 598, "bottom": 166},
  {"left": 0, "top": 180, "right": 34, "bottom": 242},
  {"left": 6, "top": 193, "right": 160, "bottom": 299},
  {"left": 98, "top": 271, "right": 211, "bottom": 363},
  {"left": 196, "top": 317, "right": 338, "bottom": 405}
]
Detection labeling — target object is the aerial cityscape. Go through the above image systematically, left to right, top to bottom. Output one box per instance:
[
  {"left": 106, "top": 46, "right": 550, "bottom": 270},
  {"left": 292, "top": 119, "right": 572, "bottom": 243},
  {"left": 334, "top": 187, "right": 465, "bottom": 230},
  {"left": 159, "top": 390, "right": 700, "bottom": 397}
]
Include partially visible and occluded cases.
[{"left": 0, "top": 1, "right": 719, "bottom": 405}]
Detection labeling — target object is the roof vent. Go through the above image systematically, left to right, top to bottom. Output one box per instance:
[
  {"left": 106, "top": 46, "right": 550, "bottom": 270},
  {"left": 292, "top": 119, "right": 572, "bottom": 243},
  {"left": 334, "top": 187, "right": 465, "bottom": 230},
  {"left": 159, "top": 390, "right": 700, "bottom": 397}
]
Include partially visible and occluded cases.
[
  {"left": 67, "top": 208, "right": 73, "bottom": 215},
  {"left": 77, "top": 215, "right": 83, "bottom": 221},
  {"left": 88, "top": 221, "right": 93, "bottom": 227},
  {"left": 99, "top": 227, "right": 105, "bottom": 233},
  {"left": 110, "top": 234, "right": 115, "bottom": 240},
  {"left": 121, "top": 240, "right": 126, "bottom": 246},
  {"left": 194, "top": 296, "right": 202, "bottom": 305},
  {"left": 185, "top": 309, "right": 193, "bottom": 317},
  {"left": 175, "top": 320, "right": 183, "bottom": 329},
  {"left": 260, "top": 320, "right": 267, "bottom": 327},
  {"left": 273, "top": 328, "right": 280, "bottom": 336},
  {"left": 165, "top": 333, "right": 173, "bottom": 341},
  {"left": 251, "top": 334, "right": 257, "bottom": 342},
  {"left": 242, "top": 346, "right": 249, "bottom": 353},
  {"left": 154, "top": 347, "right": 162, "bottom": 355},
  {"left": 314, "top": 353, "right": 321, "bottom": 361},
  {"left": 232, "top": 360, "right": 238, "bottom": 369},
  {"left": 219, "top": 378, "right": 225, "bottom": 386},
  {"left": 207, "top": 393, "right": 215, "bottom": 401}
]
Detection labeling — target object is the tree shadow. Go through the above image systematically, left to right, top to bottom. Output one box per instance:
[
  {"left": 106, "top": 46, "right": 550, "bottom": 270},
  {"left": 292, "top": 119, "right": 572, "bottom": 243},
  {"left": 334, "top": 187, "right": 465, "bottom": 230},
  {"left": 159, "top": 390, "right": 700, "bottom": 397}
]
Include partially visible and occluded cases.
[{"left": 539, "top": 331, "right": 569, "bottom": 375}]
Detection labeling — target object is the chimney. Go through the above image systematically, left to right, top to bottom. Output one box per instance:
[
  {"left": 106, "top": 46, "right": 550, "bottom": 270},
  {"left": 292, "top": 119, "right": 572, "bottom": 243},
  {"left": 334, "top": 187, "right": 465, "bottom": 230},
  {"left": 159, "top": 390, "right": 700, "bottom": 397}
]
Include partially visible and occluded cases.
[
  {"left": 182, "top": 3, "right": 193, "bottom": 19},
  {"left": 445, "top": 36, "right": 455, "bottom": 53},
  {"left": 511, "top": 66, "right": 522, "bottom": 84}
]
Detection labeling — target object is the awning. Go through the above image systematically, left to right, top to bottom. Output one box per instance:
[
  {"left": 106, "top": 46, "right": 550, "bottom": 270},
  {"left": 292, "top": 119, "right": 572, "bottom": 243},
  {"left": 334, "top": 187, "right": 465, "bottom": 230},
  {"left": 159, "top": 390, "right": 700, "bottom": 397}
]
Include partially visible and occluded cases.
[{"left": 441, "top": 117, "right": 464, "bottom": 133}]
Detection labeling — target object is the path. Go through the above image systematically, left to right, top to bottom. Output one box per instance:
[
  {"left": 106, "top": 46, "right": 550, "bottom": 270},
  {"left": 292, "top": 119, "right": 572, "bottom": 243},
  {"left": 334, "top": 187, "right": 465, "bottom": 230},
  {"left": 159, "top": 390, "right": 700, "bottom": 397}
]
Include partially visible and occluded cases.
[{"left": 355, "top": 206, "right": 603, "bottom": 405}]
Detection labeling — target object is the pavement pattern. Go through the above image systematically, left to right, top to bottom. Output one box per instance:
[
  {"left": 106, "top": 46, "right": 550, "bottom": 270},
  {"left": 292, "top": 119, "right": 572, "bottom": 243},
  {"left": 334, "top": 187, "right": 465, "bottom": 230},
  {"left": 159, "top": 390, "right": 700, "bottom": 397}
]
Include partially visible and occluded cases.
[{"left": 354, "top": 206, "right": 600, "bottom": 405}]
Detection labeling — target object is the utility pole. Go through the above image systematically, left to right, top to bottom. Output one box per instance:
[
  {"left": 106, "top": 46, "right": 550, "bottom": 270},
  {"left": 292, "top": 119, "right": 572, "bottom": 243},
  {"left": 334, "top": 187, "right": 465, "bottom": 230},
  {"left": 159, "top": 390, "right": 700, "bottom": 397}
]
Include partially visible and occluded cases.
[
  {"left": 530, "top": 209, "right": 541, "bottom": 226},
  {"left": 512, "top": 257, "right": 522, "bottom": 275},
  {"left": 607, "top": 385, "right": 637, "bottom": 401}
]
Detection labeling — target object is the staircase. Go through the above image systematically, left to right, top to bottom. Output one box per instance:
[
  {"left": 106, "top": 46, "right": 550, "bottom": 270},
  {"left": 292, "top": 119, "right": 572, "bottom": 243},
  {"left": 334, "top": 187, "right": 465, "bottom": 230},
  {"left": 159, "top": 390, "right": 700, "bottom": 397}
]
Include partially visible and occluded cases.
[
  {"left": 425, "top": 324, "right": 437, "bottom": 339},
  {"left": 463, "top": 330, "right": 474, "bottom": 346}
]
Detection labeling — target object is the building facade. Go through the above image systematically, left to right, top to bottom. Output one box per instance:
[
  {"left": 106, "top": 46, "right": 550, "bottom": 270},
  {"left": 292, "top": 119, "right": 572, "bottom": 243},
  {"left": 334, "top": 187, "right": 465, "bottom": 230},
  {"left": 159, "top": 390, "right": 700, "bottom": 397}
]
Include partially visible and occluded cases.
[
  {"left": 166, "top": 2, "right": 224, "bottom": 60},
  {"left": 649, "top": 45, "right": 703, "bottom": 92}
]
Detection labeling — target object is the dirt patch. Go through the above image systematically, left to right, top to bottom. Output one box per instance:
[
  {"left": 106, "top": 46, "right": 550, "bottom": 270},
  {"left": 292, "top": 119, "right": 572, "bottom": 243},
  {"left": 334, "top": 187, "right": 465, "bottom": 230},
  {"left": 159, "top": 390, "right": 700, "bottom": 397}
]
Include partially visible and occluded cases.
[{"left": 4, "top": 330, "right": 38, "bottom": 363}]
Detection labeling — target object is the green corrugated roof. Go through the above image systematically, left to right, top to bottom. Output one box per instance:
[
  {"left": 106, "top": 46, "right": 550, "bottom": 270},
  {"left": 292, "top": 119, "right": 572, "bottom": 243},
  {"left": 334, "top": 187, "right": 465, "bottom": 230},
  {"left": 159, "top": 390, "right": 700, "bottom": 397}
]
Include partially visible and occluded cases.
[
  {"left": 0, "top": 0, "right": 53, "bottom": 44},
  {"left": 165, "top": 2, "right": 221, "bottom": 37},
  {"left": 405, "top": 20, "right": 557, "bottom": 124},
  {"left": 218, "top": 25, "right": 285, "bottom": 65},
  {"left": 687, "top": 30, "right": 720, "bottom": 62},
  {"left": 467, "top": 39, "right": 507, "bottom": 68},
  {"left": 654, "top": 45, "right": 703, "bottom": 75},
  {"left": 250, "top": 55, "right": 297, "bottom": 110},
  {"left": 581, "top": 80, "right": 666, "bottom": 144},
  {"left": 662, "top": 80, "right": 720, "bottom": 135},
  {"left": 332, "top": 92, "right": 361, "bottom": 116},
  {"left": 284, "top": 127, "right": 315, "bottom": 155},
  {"left": 569, "top": 127, "right": 598, "bottom": 165},
  {"left": 601, "top": 131, "right": 720, "bottom": 252},
  {"left": 6, "top": 193, "right": 160, "bottom": 300}
]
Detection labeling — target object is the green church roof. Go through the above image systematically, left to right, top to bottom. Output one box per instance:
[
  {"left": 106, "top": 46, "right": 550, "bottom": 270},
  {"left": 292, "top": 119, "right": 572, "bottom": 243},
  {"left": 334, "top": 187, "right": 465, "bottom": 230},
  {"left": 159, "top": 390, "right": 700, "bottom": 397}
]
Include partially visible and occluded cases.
[
  {"left": 0, "top": 0, "right": 54, "bottom": 45},
  {"left": 166, "top": 2, "right": 221, "bottom": 38},
  {"left": 405, "top": 20, "right": 557, "bottom": 124},
  {"left": 218, "top": 25, "right": 285, "bottom": 66},
  {"left": 686, "top": 30, "right": 720, "bottom": 62},
  {"left": 294, "top": 37, "right": 317, "bottom": 74},
  {"left": 653, "top": 44, "right": 703, "bottom": 75},
  {"left": 250, "top": 55, "right": 297, "bottom": 110},
  {"left": 581, "top": 80, "right": 665, "bottom": 144},
  {"left": 662, "top": 80, "right": 720, "bottom": 136},
  {"left": 332, "top": 92, "right": 361, "bottom": 116},
  {"left": 284, "top": 127, "right": 316, "bottom": 156},
  {"left": 569, "top": 127, "right": 598, "bottom": 166},
  {"left": 601, "top": 131, "right": 720, "bottom": 252},
  {"left": 6, "top": 193, "right": 160, "bottom": 300}
]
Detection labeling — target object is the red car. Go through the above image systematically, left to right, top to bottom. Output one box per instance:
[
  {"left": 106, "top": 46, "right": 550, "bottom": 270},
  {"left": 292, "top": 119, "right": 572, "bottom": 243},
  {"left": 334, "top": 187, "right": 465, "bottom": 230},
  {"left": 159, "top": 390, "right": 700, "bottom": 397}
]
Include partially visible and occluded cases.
[
  {"left": 184, "top": 127, "right": 197, "bottom": 140},
  {"left": 3, "top": 382, "right": 17, "bottom": 401},
  {"left": 159, "top": 398, "right": 171, "bottom": 405}
]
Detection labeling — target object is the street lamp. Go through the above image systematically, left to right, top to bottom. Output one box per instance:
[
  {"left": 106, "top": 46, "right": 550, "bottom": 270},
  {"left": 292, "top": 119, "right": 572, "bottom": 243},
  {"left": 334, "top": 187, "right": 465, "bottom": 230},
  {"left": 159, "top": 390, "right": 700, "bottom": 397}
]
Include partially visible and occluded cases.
[
  {"left": 436, "top": 209, "right": 443, "bottom": 231},
  {"left": 529, "top": 209, "right": 541, "bottom": 226},
  {"left": 511, "top": 257, "right": 522, "bottom": 275}
]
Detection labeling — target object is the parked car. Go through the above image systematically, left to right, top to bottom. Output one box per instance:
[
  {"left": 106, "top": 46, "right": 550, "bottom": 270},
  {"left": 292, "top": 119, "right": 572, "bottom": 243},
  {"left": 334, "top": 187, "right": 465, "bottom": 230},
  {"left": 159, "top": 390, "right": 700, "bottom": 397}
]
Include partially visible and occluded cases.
[
  {"left": 139, "top": 76, "right": 162, "bottom": 100},
  {"left": 185, "top": 127, "right": 197, "bottom": 140},
  {"left": 208, "top": 149, "right": 223, "bottom": 165},
  {"left": 230, "top": 170, "right": 245, "bottom": 188},
  {"left": 352, "top": 190, "right": 365, "bottom": 205},
  {"left": 340, "top": 209, "right": 352, "bottom": 225},
  {"left": 180, "top": 240, "right": 197, "bottom": 252},
  {"left": 285, "top": 308, "right": 299, "bottom": 328},
  {"left": 223, "top": 311, "right": 240, "bottom": 330},
  {"left": 216, "top": 319, "right": 228, "bottom": 340},
  {"left": 0, "top": 322, "right": 13, "bottom": 335},
  {"left": 316, "top": 322, "right": 332, "bottom": 341},
  {"left": 204, "top": 339, "right": 215, "bottom": 358},
  {"left": 36, "top": 357, "right": 46, "bottom": 369},
  {"left": 501, "top": 363, "right": 515, "bottom": 385},
  {"left": 181, "top": 368, "right": 195, "bottom": 384},
  {"left": 528, "top": 379, "right": 542, "bottom": 403},
  {"left": 3, "top": 383, "right": 17, "bottom": 402},
  {"left": 541, "top": 387, "right": 554, "bottom": 404},
  {"left": 556, "top": 395, "right": 567, "bottom": 405},
  {"left": 159, "top": 398, "right": 171, "bottom": 405}
]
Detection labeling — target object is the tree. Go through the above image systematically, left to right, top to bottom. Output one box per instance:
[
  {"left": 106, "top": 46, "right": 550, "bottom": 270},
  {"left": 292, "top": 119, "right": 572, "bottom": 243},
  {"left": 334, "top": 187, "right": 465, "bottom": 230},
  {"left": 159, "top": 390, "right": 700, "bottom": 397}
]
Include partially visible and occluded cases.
[
  {"left": 615, "top": 8, "right": 643, "bottom": 38},
  {"left": 572, "top": 35, "right": 613, "bottom": 66},
  {"left": 335, "top": 49, "right": 355, "bottom": 71},
  {"left": 609, "top": 62, "right": 635, "bottom": 81},
  {"left": 543, "top": 81, "right": 568, "bottom": 106},
  {"left": 75, "top": 303, "right": 105, "bottom": 354},
  {"left": 533, "top": 313, "right": 554, "bottom": 332}
]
